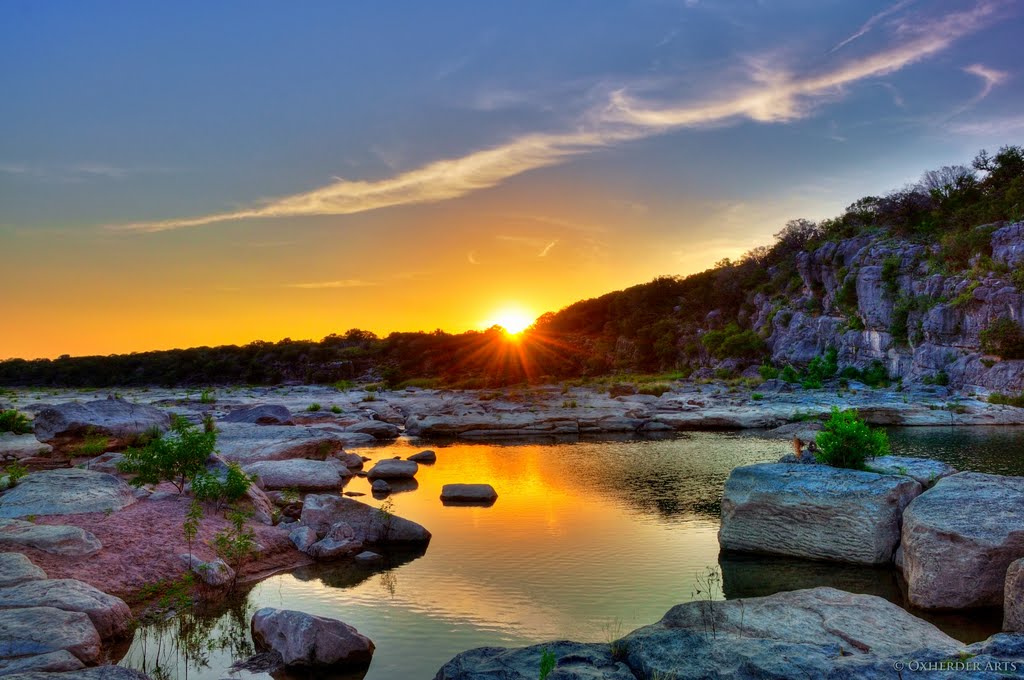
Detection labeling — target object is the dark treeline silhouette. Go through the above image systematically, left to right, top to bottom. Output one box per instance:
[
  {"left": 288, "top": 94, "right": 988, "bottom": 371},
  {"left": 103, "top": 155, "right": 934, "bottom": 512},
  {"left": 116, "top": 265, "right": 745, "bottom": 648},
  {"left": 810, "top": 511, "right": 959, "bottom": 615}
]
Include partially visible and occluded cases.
[{"left": 2, "top": 145, "right": 1021, "bottom": 388}]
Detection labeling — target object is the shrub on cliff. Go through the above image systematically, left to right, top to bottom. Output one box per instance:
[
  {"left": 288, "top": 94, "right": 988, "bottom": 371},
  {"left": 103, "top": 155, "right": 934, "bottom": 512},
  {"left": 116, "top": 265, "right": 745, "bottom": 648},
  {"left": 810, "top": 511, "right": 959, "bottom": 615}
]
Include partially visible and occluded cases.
[
  {"left": 980, "top": 317, "right": 1024, "bottom": 360},
  {"left": 701, "top": 323, "right": 766, "bottom": 360},
  {"left": 815, "top": 407, "right": 890, "bottom": 470},
  {"left": 118, "top": 415, "right": 215, "bottom": 493}
]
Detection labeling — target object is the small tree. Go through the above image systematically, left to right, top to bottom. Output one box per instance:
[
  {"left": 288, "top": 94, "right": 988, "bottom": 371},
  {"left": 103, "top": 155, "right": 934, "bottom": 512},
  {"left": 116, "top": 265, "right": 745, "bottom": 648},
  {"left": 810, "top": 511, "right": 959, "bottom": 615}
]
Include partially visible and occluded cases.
[
  {"left": 815, "top": 407, "right": 889, "bottom": 469},
  {"left": 118, "top": 416, "right": 215, "bottom": 493},
  {"left": 192, "top": 463, "right": 255, "bottom": 510},
  {"left": 183, "top": 499, "right": 204, "bottom": 564},
  {"left": 211, "top": 509, "right": 256, "bottom": 590}
]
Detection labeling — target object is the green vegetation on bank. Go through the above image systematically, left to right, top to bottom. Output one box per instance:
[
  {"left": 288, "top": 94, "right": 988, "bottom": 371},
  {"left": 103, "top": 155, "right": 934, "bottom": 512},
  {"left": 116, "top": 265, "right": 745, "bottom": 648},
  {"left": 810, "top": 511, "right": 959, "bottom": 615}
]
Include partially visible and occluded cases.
[{"left": 815, "top": 408, "right": 890, "bottom": 470}]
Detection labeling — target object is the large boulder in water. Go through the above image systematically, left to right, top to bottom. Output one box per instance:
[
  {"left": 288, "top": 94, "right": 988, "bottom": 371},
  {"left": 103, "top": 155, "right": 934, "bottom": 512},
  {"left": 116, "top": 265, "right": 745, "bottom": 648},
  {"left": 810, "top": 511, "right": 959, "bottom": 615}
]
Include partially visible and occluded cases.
[
  {"left": 32, "top": 398, "right": 170, "bottom": 442},
  {"left": 242, "top": 458, "right": 351, "bottom": 491},
  {"left": 366, "top": 459, "right": 418, "bottom": 480},
  {"left": 719, "top": 463, "right": 921, "bottom": 565},
  {"left": 0, "top": 469, "right": 137, "bottom": 518},
  {"left": 902, "top": 472, "right": 1024, "bottom": 609},
  {"left": 440, "top": 484, "right": 497, "bottom": 505},
  {"left": 300, "top": 494, "right": 430, "bottom": 544},
  {"left": 0, "top": 578, "right": 132, "bottom": 639},
  {"left": 0, "top": 606, "right": 102, "bottom": 665},
  {"left": 250, "top": 607, "right": 374, "bottom": 669}
]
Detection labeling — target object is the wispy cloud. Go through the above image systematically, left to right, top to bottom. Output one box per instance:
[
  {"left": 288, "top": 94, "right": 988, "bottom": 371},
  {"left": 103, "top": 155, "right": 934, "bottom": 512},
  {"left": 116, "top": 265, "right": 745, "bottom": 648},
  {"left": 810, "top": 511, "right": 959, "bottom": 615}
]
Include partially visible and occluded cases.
[
  {"left": 107, "top": 0, "right": 1002, "bottom": 235},
  {"left": 830, "top": 0, "right": 916, "bottom": 53},
  {"left": 963, "top": 63, "right": 1009, "bottom": 101},
  {"left": 948, "top": 114, "right": 1024, "bottom": 137},
  {"left": 539, "top": 240, "right": 558, "bottom": 257},
  {"left": 467, "top": 251, "right": 480, "bottom": 265},
  {"left": 286, "top": 279, "right": 377, "bottom": 289}
]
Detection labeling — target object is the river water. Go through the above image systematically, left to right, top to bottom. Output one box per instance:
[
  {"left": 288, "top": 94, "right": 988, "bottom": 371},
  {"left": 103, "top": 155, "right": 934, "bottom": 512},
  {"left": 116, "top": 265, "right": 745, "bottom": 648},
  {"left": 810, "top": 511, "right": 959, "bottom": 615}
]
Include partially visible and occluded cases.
[{"left": 120, "top": 427, "right": 1024, "bottom": 679}]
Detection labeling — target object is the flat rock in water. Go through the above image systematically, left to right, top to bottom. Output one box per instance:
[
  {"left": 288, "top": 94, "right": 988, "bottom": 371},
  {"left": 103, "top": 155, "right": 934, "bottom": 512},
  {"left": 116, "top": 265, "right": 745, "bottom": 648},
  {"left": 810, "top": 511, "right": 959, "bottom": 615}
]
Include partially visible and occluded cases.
[
  {"left": 32, "top": 398, "right": 170, "bottom": 442},
  {"left": 222, "top": 404, "right": 293, "bottom": 425},
  {"left": 344, "top": 420, "right": 400, "bottom": 439},
  {"left": 215, "top": 424, "right": 350, "bottom": 463},
  {"left": 0, "top": 433, "right": 52, "bottom": 460},
  {"left": 407, "top": 450, "right": 436, "bottom": 463},
  {"left": 337, "top": 452, "right": 365, "bottom": 469},
  {"left": 868, "top": 455, "right": 957, "bottom": 488},
  {"left": 242, "top": 458, "right": 351, "bottom": 491},
  {"left": 366, "top": 459, "right": 418, "bottom": 480},
  {"left": 719, "top": 463, "right": 921, "bottom": 565},
  {"left": 0, "top": 468, "right": 138, "bottom": 518},
  {"left": 902, "top": 472, "right": 1024, "bottom": 609},
  {"left": 440, "top": 484, "right": 497, "bottom": 505},
  {"left": 300, "top": 494, "right": 430, "bottom": 544},
  {"left": 0, "top": 519, "right": 102, "bottom": 556},
  {"left": 0, "top": 552, "right": 47, "bottom": 587},
  {"left": 0, "top": 578, "right": 132, "bottom": 639},
  {"left": 0, "top": 606, "right": 101, "bottom": 665},
  {"left": 251, "top": 607, "right": 374, "bottom": 668},
  {"left": 434, "top": 641, "right": 635, "bottom": 680}
]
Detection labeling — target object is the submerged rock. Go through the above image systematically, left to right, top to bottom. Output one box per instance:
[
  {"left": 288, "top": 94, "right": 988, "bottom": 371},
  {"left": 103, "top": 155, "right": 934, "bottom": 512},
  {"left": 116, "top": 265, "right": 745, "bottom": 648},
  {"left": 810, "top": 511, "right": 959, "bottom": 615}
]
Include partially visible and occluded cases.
[
  {"left": 32, "top": 398, "right": 170, "bottom": 442},
  {"left": 719, "top": 463, "right": 921, "bottom": 565},
  {"left": 0, "top": 468, "right": 138, "bottom": 519},
  {"left": 902, "top": 472, "right": 1024, "bottom": 609},
  {"left": 440, "top": 484, "right": 498, "bottom": 505},
  {"left": 0, "top": 519, "right": 102, "bottom": 556},
  {"left": 251, "top": 607, "right": 374, "bottom": 669}
]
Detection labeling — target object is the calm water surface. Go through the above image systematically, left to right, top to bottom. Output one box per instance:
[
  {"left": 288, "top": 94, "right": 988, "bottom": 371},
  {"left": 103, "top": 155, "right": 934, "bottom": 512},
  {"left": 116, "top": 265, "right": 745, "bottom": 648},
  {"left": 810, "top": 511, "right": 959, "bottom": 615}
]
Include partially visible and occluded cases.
[{"left": 121, "top": 427, "right": 1024, "bottom": 679}]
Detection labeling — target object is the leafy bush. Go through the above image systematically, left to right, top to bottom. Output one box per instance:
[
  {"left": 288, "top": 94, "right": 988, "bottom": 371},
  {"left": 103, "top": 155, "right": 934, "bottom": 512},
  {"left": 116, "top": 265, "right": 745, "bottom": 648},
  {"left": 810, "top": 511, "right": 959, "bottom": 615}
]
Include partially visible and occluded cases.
[
  {"left": 881, "top": 256, "right": 901, "bottom": 299},
  {"left": 980, "top": 317, "right": 1024, "bottom": 359},
  {"left": 701, "top": 323, "right": 766, "bottom": 360},
  {"left": 839, "top": 361, "right": 890, "bottom": 388},
  {"left": 758, "top": 364, "right": 780, "bottom": 380},
  {"left": 780, "top": 365, "right": 800, "bottom": 383},
  {"left": 922, "top": 370, "right": 950, "bottom": 386},
  {"left": 637, "top": 383, "right": 671, "bottom": 397},
  {"left": 199, "top": 388, "right": 216, "bottom": 404},
  {"left": 751, "top": 392, "right": 764, "bottom": 400},
  {"left": 989, "top": 392, "right": 1024, "bottom": 408},
  {"left": 306, "top": 403, "right": 322, "bottom": 412},
  {"left": 815, "top": 408, "right": 890, "bottom": 469},
  {"left": 0, "top": 410, "right": 32, "bottom": 435},
  {"left": 118, "top": 416, "right": 215, "bottom": 493},
  {"left": 73, "top": 431, "right": 110, "bottom": 458},
  {"left": 3, "top": 461, "right": 28, "bottom": 486},
  {"left": 191, "top": 462, "right": 255, "bottom": 509},
  {"left": 211, "top": 509, "right": 256, "bottom": 589}
]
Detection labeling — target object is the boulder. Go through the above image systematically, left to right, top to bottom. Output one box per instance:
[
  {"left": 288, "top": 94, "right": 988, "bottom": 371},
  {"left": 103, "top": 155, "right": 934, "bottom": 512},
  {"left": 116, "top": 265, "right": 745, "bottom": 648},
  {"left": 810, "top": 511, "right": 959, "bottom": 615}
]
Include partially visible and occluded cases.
[
  {"left": 32, "top": 398, "right": 170, "bottom": 442},
  {"left": 222, "top": 404, "right": 293, "bottom": 425},
  {"left": 345, "top": 420, "right": 400, "bottom": 439},
  {"left": 215, "top": 424, "right": 349, "bottom": 464},
  {"left": 0, "top": 433, "right": 52, "bottom": 460},
  {"left": 407, "top": 450, "right": 436, "bottom": 463},
  {"left": 83, "top": 452, "right": 124, "bottom": 474},
  {"left": 337, "top": 452, "right": 365, "bottom": 469},
  {"left": 207, "top": 455, "right": 275, "bottom": 525},
  {"left": 868, "top": 455, "right": 957, "bottom": 488},
  {"left": 242, "top": 459, "right": 351, "bottom": 491},
  {"left": 366, "top": 459, "right": 418, "bottom": 480},
  {"left": 719, "top": 463, "right": 921, "bottom": 565},
  {"left": 0, "top": 469, "right": 138, "bottom": 518},
  {"left": 902, "top": 472, "right": 1024, "bottom": 609},
  {"left": 371, "top": 480, "right": 390, "bottom": 494},
  {"left": 440, "top": 484, "right": 498, "bottom": 505},
  {"left": 300, "top": 495, "right": 430, "bottom": 543},
  {"left": 0, "top": 519, "right": 101, "bottom": 556},
  {"left": 306, "top": 522, "right": 362, "bottom": 560},
  {"left": 289, "top": 526, "right": 318, "bottom": 553},
  {"left": 354, "top": 551, "right": 382, "bottom": 564},
  {"left": 0, "top": 552, "right": 47, "bottom": 587},
  {"left": 179, "top": 554, "right": 235, "bottom": 588},
  {"left": 1005, "top": 558, "right": 1024, "bottom": 632},
  {"left": 0, "top": 578, "right": 132, "bottom": 639},
  {"left": 616, "top": 588, "right": 963, "bottom": 680},
  {"left": 0, "top": 606, "right": 101, "bottom": 664},
  {"left": 250, "top": 607, "right": 374, "bottom": 668},
  {"left": 435, "top": 641, "right": 635, "bottom": 680},
  {"left": 0, "top": 649, "right": 84, "bottom": 675},
  {"left": 1, "top": 667, "right": 154, "bottom": 679}
]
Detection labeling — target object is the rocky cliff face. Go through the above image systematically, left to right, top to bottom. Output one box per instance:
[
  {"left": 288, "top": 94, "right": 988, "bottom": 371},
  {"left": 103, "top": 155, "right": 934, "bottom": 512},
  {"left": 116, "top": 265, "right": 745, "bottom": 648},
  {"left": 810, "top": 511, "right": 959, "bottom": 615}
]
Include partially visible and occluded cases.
[{"left": 749, "top": 222, "right": 1024, "bottom": 391}]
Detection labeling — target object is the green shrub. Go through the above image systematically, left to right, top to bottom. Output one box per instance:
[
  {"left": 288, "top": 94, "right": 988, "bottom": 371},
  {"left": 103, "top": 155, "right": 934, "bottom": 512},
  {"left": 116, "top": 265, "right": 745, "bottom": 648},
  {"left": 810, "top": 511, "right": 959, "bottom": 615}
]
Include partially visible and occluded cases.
[
  {"left": 881, "top": 256, "right": 901, "bottom": 299},
  {"left": 1012, "top": 269, "right": 1024, "bottom": 292},
  {"left": 836, "top": 271, "right": 859, "bottom": 312},
  {"left": 980, "top": 317, "right": 1024, "bottom": 359},
  {"left": 701, "top": 323, "right": 767, "bottom": 360},
  {"left": 839, "top": 361, "right": 890, "bottom": 388},
  {"left": 758, "top": 364, "right": 780, "bottom": 380},
  {"left": 780, "top": 365, "right": 800, "bottom": 383},
  {"left": 922, "top": 370, "right": 950, "bottom": 386},
  {"left": 637, "top": 383, "right": 671, "bottom": 397},
  {"left": 199, "top": 388, "right": 216, "bottom": 404},
  {"left": 751, "top": 392, "right": 764, "bottom": 400},
  {"left": 989, "top": 393, "right": 1024, "bottom": 408},
  {"left": 307, "top": 403, "right": 322, "bottom": 412},
  {"left": 330, "top": 405, "right": 342, "bottom": 414},
  {"left": 815, "top": 407, "right": 890, "bottom": 469},
  {"left": 0, "top": 410, "right": 32, "bottom": 435},
  {"left": 117, "top": 416, "right": 215, "bottom": 493},
  {"left": 73, "top": 431, "right": 110, "bottom": 458},
  {"left": 3, "top": 461, "right": 28, "bottom": 486},
  {"left": 191, "top": 462, "right": 254, "bottom": 509},
  {"left": 211, "top": 509, "right": 256, "bottom": 589},
  {"left": 539, "top": 649, "right": 557, "bottom": 680}
]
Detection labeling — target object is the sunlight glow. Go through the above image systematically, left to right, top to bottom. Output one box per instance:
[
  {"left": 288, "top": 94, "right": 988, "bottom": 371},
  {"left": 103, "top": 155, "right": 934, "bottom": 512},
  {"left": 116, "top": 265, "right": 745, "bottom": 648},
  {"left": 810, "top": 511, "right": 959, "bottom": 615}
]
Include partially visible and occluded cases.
[{"left": 487, "top": 307, "right": 535, "bottom": 335}]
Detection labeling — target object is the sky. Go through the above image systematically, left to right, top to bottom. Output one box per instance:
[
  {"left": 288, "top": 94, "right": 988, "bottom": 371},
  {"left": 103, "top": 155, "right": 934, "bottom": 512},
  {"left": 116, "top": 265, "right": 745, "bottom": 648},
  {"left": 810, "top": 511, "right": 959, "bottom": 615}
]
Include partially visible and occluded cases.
[{"left": 1, "top": 0, "right": 1022, "bottom": 359}]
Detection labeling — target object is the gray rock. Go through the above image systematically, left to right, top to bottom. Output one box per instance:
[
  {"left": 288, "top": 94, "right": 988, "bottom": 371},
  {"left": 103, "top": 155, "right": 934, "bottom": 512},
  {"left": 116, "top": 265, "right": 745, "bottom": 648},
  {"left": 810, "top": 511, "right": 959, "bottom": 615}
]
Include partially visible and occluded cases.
[
  {"left": 992, "top": 222, "right": 1024, "bottom": 269},
  {"left": 32, "top": 398, "right": 170, "bottom": 442},
  {"left": 222, "top": 404, "right": 293, "bottom": 425},
  {"left": 344, "top": 420, "right": 400, "bottom": 439},
  {"left": 764, "top": 421, "right": 823, "bottom": 443},
  {"left": 215, "top": 424, "right": 349, "bottom": 464},
  {"left": 0, "top": 434, "right": 52, "bottom": 460},
  {"left": 407, "top": 450, "right": 436, "bottom": 463},
  {"left": 82, "top": 452, "right": 124, "bottom": 474},
  {"left": 337, "top": 452, "right": 365, "bottom": 469},
  {"left": 868, "top": 455, "right": 957, "bottom": 488},
  {"left": 242, "top": 458, "right": 351, "bottom": 491},
  {"left": 366, "top": 459, "right": 418, "bottom": 480},
  {"left": 719, "top": 463, "right": 922, "bottom": 565},
  {"left": 0, "top": 468, "right": 137, "bottom": 518},
  {"left": 902, "top": 472, "right": 1024, "bottom": 609},
  {"left": 371, "top": 480, "right": 390, "bottom": 494},
  {"left": 440, "top": 484, "right": 497, "bottom": 505},
  {"left": 300, "top": 494, "right": 430, "bottom": 544},
  {"left": 0, "top": 519, "right": 101, "bottom": 556},
  {"left": 306, "top": 522, "right": 363, "bottom": 560},
  {"left": 289, "top": 526, "right": 318, "bottom": 552},
  {"left": 354, "top": 551, "right": 382, "bottom": 564},
  {"left": 0, "top": 552, "right": 47, "bottom": 587},
  {"left": 179, "top": 554, "right": 235, "bottom": 588},
  {"left": 1005, "top": 558, "right": 1024, "bottom": 632},
  {"left": 0, "top": 578, "right": 132, "bottom": 639},
  {"left": 0, "top": 606, "right": 101, "bottom": 664},
  {"left": 251, "top": 607, "right": 374, "bottom": 668},
  {"left": 434, "top": 641, "right": 635, "bottom": 680},
  {"left": 0, "top": 649, "right": 84, "bottom": 675},
  {"left": 1, "top": 667, "right": 154, "bottom": 679}
]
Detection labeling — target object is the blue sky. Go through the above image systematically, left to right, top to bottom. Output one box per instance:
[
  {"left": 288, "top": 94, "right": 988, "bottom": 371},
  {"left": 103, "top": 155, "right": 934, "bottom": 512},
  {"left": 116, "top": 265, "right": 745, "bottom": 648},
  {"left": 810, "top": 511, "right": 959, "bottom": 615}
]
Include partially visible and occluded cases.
[{"left": 1, "top": 0, "right": 1022, "bottom": 357}]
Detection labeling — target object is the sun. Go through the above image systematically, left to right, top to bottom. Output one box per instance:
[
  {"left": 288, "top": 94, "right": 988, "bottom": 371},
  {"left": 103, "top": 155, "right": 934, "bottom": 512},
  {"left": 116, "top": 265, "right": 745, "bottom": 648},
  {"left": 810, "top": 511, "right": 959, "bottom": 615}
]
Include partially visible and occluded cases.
[{"left": 487, "top": 307, "right": 535, "bottom": 336}]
